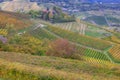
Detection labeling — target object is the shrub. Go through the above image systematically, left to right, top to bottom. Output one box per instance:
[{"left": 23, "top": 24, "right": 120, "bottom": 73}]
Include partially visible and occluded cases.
[{"left": 46, "top": 39, "right": 76, "bottom": 58}]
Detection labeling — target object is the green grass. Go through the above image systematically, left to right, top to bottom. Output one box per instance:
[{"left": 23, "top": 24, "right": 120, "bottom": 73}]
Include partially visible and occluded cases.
[
  {"left": 85, "top": 16, "right": 108, "bottom": 26},
  {"left": 85, "top": 26, "right": 112, "bottom": 38},
  {"left": 85, "top": 31, "right": 104, "bottom": 38},
  {"left": 114, "top": 33, "right": 120, "bottom": 39},
  {"left": 0, "top": 78, "right": 4, "bottom": 80}
]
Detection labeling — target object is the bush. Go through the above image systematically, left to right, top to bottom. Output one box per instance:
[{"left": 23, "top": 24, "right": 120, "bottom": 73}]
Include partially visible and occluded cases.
[{"left": 46, "top": 39, "right": 76, "bottom": 58}]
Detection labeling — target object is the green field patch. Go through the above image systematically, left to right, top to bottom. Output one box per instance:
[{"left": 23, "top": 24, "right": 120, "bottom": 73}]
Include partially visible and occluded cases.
[
  {"left": 84, "top": 16, "right": 108, "bottom": 26},
  {"left": 85, "top": 26, "right": 112, "bottom": 38},
  {"left": 29, "top": 28, "right": 57, "bottom": 40},
  {"left": 84, "top": 49, "right": 109, "bottom": 61}
]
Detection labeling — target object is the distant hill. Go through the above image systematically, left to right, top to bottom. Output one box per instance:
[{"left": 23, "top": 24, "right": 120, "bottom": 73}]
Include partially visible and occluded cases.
[
  {"left": 0, "top": 0, "right": 41, "bottom": 12},
  {"left": 1, "top": 0, "right": 119, "bottom": 3},
  {"left": 29, "top": 0, "right": 120, "bottom": 3},
  {"left": 90, "top": 0, "right": 120, "bottom": 3}
]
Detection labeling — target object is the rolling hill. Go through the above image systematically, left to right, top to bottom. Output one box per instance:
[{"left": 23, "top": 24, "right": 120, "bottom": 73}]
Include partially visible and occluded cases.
[
  {"left": 0, "top": 0, "right": 41, "bottom": 12},
  {"left": 90, "top": 0, "right": 120, "bottom": 3},
  {"left": 0, "top": 10, "right": 120, "bottom": 80},
  {"left": 0, "top": 52, "right": 120, "bottom": 80}
]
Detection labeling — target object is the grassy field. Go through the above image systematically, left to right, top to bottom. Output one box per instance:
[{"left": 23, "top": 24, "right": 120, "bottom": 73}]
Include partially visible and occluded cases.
[
  {"left": 84, "top": 16, "right": 108, "bottom": 26},
  {"left": 85, "top": 26, "right": 112, "bottom": 38},
  {"left": 0, "top": 52, "right": 120, "bottom": 80}
]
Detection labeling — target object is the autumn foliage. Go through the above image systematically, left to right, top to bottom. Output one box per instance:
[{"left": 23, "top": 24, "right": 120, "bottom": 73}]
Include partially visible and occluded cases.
[
  {"left": 0, "top": 11, "right": 32, "bottom": 30},
  {"left": 46, "top": 39, "right": 76, "bottom": 58},
  {"left": 109, "top": 45, "right": 120, "bottom": 62}
]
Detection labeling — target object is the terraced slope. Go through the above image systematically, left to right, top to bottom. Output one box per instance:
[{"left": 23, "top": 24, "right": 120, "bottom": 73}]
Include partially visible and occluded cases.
[
  {"left": 0, "top": 0, "right": 41, "bottom": 12},
  {"left": 0, "top": 10, "right": 120, "bottom": 80},
  {"left": 53, "top": 21, "right": 112, "bottom": 38},
  {"left": 53, "top": 22, "right": 86, "bottom": 35},
  {"left": 28, "top": 25, "right": 112, "bottom": 64},
  {"left": 44, "top": 25, "right": 112, "bottom": 50},
  {"left": 29, "top": 27, "right": 57, "bottom": 40},
  {"left": 109, "top": 45, "right": 120, "bottom": 62},
  {"left": 0, "top": 52, "right": 120, "bottom": 80}
]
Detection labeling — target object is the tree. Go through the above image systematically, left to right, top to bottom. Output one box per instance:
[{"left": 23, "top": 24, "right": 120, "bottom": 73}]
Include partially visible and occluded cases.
[
  {"left": 29, "top": 10, "right": 39, "bottom": 18},
  {"left": 46, "top": 39, "right": 76, "bottom": 58}
]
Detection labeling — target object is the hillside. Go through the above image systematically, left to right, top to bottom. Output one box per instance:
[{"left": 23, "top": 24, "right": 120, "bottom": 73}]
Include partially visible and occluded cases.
[
  {"left": 0, "top": 0, "right": 41, "bottom": 12},
  {"left": 90, "top": 0, "right": 120, "bottom": 3},
  {"left": 0, "top": 10, "right": 120, "bottom": 80},
  {"left": 0, "top": 11, "right": 32, "bottom": 30},
  {"left": 0, "top": 52, "right": 120, "bottom": 80}
]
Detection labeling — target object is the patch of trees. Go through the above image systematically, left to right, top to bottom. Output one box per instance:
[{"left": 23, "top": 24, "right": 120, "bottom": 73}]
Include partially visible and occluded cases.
[
  {"left": 29, "top": 7, "right": 75, "bottom": 23},
  {"left": 0, "top": 35, "right": 82, "bottom": 60},
  {"left": 0, "top": 35, "right": 46, "bottom": 55},
  {"left": 46, "top": 39, "right": 82, "bottom": 59}
]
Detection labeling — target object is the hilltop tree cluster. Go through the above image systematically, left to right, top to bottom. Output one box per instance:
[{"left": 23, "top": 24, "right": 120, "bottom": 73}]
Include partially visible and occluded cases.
[{"left": 29, "top": 7, "right": 75, "bottom": 23}]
